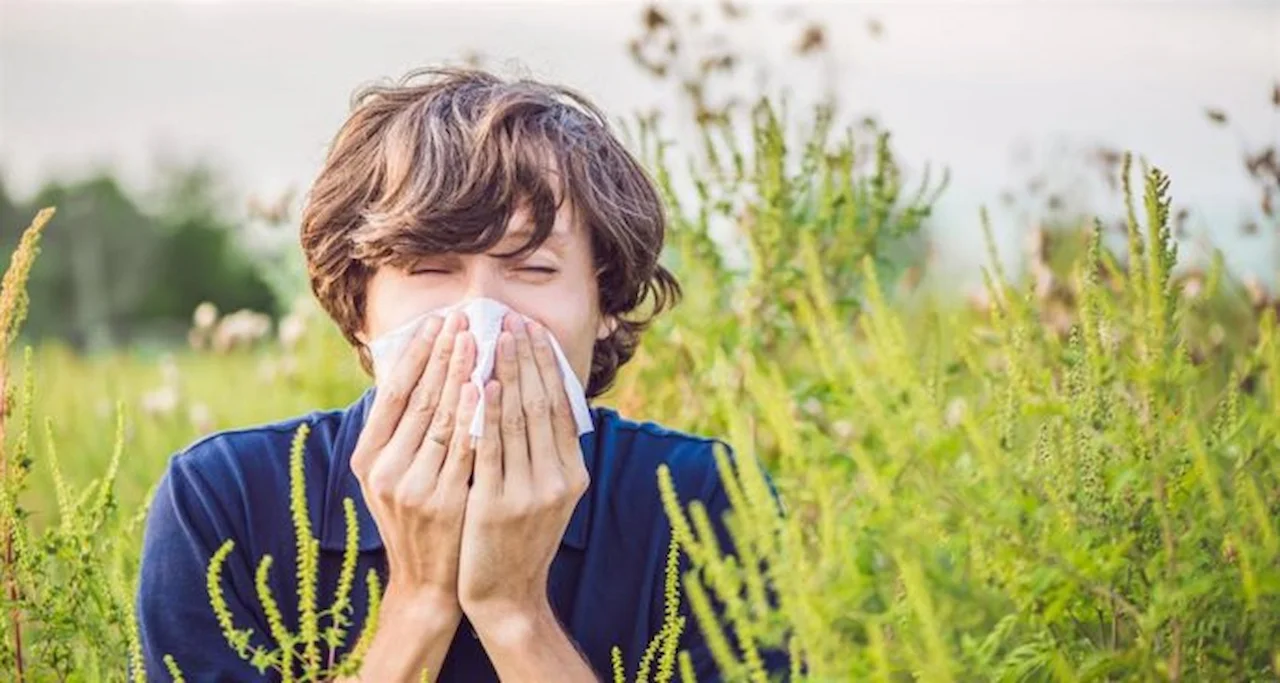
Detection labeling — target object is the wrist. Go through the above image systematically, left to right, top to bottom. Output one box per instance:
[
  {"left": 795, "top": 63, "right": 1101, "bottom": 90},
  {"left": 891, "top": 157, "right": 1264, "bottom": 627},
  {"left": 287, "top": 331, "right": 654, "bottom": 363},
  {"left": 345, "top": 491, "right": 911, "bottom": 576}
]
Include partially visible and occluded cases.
[
  {"left": 382, "top": 580, "right": 462, "bottom": 627},
  {"left": 352, "top": 582, "right": 462, "bottom": 682},
  {"left": 467, "top": 597, "right": 556, "bottom": 649}
]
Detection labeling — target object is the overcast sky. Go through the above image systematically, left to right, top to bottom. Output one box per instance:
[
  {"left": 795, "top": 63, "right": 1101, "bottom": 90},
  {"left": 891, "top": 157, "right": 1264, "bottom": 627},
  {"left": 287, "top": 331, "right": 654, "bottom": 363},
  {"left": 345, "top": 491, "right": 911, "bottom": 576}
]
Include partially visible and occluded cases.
[{"left": 1, "top": 0, "right": 1277, "bottom": 285}]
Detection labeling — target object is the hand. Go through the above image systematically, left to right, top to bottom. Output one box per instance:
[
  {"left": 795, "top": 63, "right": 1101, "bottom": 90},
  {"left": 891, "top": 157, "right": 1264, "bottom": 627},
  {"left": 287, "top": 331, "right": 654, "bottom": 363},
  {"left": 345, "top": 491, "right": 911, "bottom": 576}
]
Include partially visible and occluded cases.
[
  {"left": 350, "top": 310, "right": 478, "bottom": 616},
  {"left": 457, "top": 313, "right": 590, "bottom": 633}
]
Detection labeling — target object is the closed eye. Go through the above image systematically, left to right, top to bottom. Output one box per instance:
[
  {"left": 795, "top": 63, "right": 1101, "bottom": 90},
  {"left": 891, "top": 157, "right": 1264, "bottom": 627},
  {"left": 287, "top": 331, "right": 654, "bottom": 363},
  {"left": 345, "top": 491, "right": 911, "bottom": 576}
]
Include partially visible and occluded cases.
[{"left": 520, "top": 267, "right": 559, "bottom": 274}]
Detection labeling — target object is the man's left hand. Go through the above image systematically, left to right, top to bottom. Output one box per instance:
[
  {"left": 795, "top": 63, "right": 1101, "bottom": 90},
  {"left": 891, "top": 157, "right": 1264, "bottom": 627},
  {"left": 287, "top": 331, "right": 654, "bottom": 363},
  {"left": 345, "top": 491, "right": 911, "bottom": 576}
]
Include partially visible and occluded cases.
[{"left": 457, "top": 313, "right": 589, "bottom": 638}]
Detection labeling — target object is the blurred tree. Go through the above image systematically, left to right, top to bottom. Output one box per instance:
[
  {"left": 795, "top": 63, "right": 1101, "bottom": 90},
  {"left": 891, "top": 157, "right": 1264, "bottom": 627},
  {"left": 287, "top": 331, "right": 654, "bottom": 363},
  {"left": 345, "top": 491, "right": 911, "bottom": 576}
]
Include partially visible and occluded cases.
[
  {"left": 0, "top": 165, "right": 280, "bottom": 351},
  {"left": 22, "top": 174, "right": 157, "bottom": 350},
  {"left": 133, "top": 214, "right": 278, "bottom": 338}
]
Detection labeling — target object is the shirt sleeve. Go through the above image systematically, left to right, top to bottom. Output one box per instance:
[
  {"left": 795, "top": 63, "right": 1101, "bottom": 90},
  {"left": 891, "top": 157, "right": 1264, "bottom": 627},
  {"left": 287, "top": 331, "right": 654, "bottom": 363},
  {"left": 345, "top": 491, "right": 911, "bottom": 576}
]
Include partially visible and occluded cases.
[
  {"left": 665, "top": 442, "right": 794, "bottom": 682},
  {"left": 136, "top": 451, "right": 279, "bottom": 682}
]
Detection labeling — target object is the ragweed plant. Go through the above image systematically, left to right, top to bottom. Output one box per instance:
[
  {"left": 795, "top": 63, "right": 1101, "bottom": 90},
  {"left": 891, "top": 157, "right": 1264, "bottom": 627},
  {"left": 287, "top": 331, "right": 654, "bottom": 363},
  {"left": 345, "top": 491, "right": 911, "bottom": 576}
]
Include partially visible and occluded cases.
[
  {"left": 3, "top": 79, "right": 1279, "bottom": 682},
  {"left": 615, "top": 95, "right": 941, "bottom": 446},
  {"left": 652, "top": 156, "right": 1280, "bottom": 680},
  {"left": 0, "top": 209, "right": 145, "bottom": 682},
  {"left": 187, "top": 423, "right": 379, "bottom": 683},
  {"left": 194, "top": 426, "right": 691, "bottom": 683},
  {"left": 610, "top": 538, "right": 688, "bottom": 683}
]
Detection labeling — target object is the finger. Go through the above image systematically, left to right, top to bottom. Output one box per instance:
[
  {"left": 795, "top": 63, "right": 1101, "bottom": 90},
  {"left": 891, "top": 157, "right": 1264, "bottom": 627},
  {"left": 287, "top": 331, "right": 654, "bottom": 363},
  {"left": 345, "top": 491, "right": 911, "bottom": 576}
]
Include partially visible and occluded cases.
[
  {"left": 382, "top": 311, "right": 465, "bottom": 459},
  {"left": 364, "top": 313, "right": 464, "bottom": 492},
  {"left": 353, "top": 315, "right": 445, "bottom": 478},
  {"left": 512, "top": 318, "right": 556, "bottom": 482},
  {"left": 527, "top": 319, "right": 580, "bottom": 472},
  {"left": 419, "top": 327, "right": 476, "bottom": 463},
  {"left": 496, "top": 327, "right": 530, "bottom": 487},
  {"left": 398, "top": 380, "right": 478, "bottom": 508},
  {"left": 471, "top": 380, "right": 503, "bottom": 495},
  {"left": 438, "top": 382, "right": 481, "bottom": 492}
]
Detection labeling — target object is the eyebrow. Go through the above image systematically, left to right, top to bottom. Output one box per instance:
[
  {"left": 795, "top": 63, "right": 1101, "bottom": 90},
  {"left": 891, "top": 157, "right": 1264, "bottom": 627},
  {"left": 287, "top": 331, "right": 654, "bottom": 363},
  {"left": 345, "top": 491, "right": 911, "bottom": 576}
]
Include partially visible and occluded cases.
[{"left": 497, "top": 226, "right": 570, "bottom": 254}]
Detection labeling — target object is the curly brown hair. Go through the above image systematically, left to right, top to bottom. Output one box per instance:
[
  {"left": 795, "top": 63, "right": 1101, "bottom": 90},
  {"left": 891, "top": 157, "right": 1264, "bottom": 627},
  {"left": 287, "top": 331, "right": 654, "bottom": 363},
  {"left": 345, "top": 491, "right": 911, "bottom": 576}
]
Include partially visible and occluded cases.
[{"left": 299, "top": 66, "right": 680, "bottom": 398}]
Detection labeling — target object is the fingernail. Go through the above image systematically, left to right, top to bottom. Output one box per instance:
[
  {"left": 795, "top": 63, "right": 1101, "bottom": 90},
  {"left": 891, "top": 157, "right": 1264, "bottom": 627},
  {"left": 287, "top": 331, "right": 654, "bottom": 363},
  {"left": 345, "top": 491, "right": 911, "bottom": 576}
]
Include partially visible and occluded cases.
[
  {"left": 513, "top": 317, "right": 528, "bottom": 338},
  {"left": 527, "top": 319, "right": 544, "bottom": 340},
  {"left": 499, "top": 332, "right": 514, "bottom": 359}
]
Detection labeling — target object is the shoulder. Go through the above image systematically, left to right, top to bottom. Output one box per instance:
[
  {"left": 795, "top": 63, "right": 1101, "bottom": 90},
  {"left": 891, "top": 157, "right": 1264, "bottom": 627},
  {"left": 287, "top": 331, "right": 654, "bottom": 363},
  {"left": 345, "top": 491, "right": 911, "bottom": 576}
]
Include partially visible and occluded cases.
[
  {"left": 153, "top": 404, "right": 355, "bottom": 552},
  {"left": 167, "top": 406, "right": 346, "bottom": 487},
  {"left": 590, "top": 407, "right": 734, "bottom": 507}
]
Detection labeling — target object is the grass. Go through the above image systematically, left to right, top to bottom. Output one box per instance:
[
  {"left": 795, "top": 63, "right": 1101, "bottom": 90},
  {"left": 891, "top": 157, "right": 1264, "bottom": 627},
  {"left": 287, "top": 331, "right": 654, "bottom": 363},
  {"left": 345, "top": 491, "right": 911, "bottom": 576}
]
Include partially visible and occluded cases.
[{"left": 0, "top": 100, "right": 1277, "bottom": 681}]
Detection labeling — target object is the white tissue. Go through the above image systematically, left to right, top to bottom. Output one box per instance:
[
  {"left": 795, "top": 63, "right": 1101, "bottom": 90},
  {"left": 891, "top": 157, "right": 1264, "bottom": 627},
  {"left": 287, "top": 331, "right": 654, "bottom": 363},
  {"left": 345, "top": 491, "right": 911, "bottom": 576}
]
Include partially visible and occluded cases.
[{"left": 367, "top": 297, "right": 594, "bottom": 438}]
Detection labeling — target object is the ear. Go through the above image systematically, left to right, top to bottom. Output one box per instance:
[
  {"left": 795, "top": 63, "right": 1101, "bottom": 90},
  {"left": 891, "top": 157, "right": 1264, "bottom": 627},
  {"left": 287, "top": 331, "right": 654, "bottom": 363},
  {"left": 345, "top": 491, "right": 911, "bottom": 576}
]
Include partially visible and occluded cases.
[{"left": 596, "top": 315, "right": 619, "bottom": 341}]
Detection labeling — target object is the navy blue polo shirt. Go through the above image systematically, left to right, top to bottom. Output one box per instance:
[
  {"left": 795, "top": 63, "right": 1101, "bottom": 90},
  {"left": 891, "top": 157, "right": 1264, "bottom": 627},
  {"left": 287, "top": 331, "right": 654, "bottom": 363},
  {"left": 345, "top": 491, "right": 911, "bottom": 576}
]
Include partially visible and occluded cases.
[{"left": 136, "top": 388, "right": 790, "bottom": 681}]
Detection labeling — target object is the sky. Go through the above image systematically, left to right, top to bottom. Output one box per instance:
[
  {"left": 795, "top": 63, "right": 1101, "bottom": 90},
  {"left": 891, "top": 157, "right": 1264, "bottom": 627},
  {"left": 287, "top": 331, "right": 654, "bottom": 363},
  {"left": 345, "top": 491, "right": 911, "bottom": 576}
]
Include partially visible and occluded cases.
[{"left": 1, "top": 0, "right": 1277, "bottom": 287}]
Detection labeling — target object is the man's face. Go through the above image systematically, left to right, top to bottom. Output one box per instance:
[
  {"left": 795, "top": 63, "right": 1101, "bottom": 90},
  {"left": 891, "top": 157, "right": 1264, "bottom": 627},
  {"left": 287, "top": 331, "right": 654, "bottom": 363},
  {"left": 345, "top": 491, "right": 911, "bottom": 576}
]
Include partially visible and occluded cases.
[{"left": 360, "top": 201, "right": 611, "bottom": 387}]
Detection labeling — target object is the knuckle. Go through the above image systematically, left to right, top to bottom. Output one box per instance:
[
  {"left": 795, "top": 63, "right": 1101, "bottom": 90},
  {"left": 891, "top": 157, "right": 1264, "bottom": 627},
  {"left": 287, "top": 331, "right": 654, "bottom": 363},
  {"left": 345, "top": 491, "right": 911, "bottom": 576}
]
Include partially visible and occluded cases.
[
  {"left": 452, "top": 335, "right": 472, "bottom": 360},
  {"left": 432, "top": 340, "right": 454, "bottom": 365},
  {"left": 450, "top": 345, "right": 471, "bottom": 373},
  {"left": 497, "top": 356, "right": 517, "bottom": 378},
  {"left": 447, "top": 360, "right": 470, "bottom": 382},
  {"left": 448, "top": 368, "right": 473, "bottom": 391},
  {"left": 382, "top": 384, "right": 410, "bottom": 407},
  {"left": 409, "top": 389, "right": 438, "bottom": 416},
  {"left": 523, "top": 395, "right": 549, "bottom": 415},
  {"left": 433, "top": 404, "right": 457, "bottom": 430},
  {"left": 453, "top": 408, "right": 475, "bottom": 434},
  {"left": 502, "top": 411, "right": 526, "bottom": 433},
  {"left": 502, "top": 420, "right": 525, "bottom": 437},
  {"left": 430, "top": 426, "right": 454, "bottom": 450},
  {"left": 425, "top": 427, "right": 451, "bottom": 450},
  {"left": 349, "top": 449, "right": 372, "bottom": 479},
  {"left": 566, "top": 468, "right": 590, "bottom": 495},
  {"left": 368, "top": 472, "right": 398, "bottom": 501},
  {"left": 543, "top": 480, "right": 568, "bottom": 502},
  {"left": 395, "top": 485, "right": 428, "bottom": 509},
  {"left": 417, "top": 494, "right": 445, "bottom": 516},
  {"left": 510, "top": 496, "right": 535, "bottom": 518}
]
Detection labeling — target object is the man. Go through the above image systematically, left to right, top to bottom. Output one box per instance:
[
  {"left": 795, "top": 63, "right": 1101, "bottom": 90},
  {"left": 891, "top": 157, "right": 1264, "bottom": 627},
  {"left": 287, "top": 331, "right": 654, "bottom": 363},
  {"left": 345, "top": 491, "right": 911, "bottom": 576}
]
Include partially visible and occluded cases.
[{"left": 136, "top": 67, "right": 789, "bottom": 681}]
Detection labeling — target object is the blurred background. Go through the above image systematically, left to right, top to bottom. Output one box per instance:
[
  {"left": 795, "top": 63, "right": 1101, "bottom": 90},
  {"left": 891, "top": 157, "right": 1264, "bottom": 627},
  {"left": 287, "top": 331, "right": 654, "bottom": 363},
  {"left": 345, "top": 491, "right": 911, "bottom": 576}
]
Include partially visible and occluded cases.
[
  {"left": 0, "top": 0, "right": 1276, "bottom": 354},
  {"left": 3, "top": 4, "right": 1280, "bottom": 678}
]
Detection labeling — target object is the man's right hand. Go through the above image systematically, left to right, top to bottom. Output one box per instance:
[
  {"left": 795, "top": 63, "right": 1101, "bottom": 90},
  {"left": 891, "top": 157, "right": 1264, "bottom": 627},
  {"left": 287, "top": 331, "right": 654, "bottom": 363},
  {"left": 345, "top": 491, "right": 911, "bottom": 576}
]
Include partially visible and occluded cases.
[{"left": 343, "top": 310, "right": 478, "bottom": 681}]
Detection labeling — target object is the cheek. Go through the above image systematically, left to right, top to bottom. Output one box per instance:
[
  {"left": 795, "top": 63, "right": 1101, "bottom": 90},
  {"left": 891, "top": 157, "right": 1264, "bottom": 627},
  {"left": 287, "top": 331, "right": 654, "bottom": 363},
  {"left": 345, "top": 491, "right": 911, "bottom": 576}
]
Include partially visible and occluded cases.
[
  {"left": 362, "top": 270, "right": 451, "bottom": 339},
  {"left": 555, "top": 324, "right": 597, "bottom": 387}
]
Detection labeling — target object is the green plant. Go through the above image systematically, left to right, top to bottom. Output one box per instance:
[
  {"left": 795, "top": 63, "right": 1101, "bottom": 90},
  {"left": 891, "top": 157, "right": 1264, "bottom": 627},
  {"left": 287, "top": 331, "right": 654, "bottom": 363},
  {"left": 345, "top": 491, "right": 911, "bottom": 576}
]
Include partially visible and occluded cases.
[
  {"left": 1, "top": 73, "right": 1277, "bottom": 683},
  {"left": 653, "top": 156, "right": 1280, "bottom": 680},
  {"left": 0, "top": 209, "right": 144, "bottom": 682},
  {"left": 189, "top": 423, "right": 379, "bottom": 682}
]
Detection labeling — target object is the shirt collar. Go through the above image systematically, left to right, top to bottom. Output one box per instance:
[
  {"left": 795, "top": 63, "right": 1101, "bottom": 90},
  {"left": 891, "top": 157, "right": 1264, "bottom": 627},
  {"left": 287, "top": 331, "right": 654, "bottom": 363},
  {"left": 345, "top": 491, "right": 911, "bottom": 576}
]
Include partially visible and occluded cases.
[{"left": 319, "top": 387, "right": 597, "bottom": 553}]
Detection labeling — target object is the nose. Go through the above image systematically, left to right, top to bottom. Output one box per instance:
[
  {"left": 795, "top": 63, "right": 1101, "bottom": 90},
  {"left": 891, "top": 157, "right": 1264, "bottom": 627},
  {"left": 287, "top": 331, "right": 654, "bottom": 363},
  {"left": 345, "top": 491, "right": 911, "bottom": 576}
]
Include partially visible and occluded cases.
[{"left": 460, "top": 259, "right": 508, "bottom": 307}]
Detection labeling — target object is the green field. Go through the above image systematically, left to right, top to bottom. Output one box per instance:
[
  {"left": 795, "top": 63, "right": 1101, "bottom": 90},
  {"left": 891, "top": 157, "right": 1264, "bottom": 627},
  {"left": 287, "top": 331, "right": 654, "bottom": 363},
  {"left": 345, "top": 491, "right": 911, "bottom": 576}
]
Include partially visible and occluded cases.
[{"left": 1, "top": 106, "right": 1278, "bottom": 681}]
